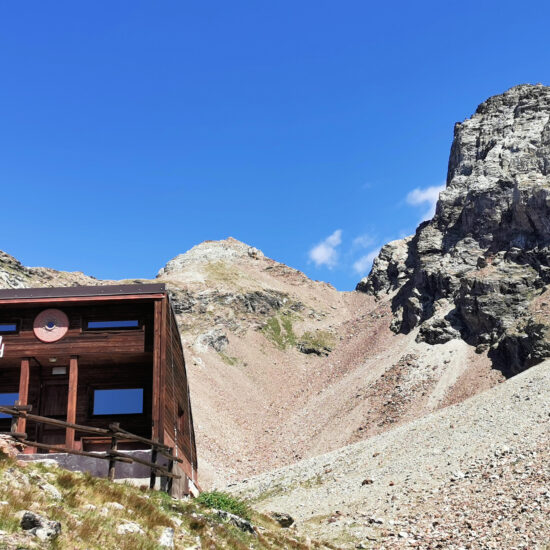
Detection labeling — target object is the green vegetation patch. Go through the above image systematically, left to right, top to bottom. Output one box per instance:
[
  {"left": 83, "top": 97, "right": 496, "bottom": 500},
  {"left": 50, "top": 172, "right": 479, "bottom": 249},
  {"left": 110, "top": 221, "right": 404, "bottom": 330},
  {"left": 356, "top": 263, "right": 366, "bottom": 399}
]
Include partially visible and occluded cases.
[
  {"left": 261, "top": 312, "right": 297, "bottom": 349},
  {"left": 261, "top": 313, "right": 335, "bottom": 356},
  {"left": 297, "top": 330, "right": 335, "bottom": 356},
  {"left": 218, "top": 352, "right": 239, "bottom": 366},
  {"left": 248, "top": 482, "right": 287, "bottom": 504},
  {"left": 196, "top": 491, "right": 251, "bottom": 520}
]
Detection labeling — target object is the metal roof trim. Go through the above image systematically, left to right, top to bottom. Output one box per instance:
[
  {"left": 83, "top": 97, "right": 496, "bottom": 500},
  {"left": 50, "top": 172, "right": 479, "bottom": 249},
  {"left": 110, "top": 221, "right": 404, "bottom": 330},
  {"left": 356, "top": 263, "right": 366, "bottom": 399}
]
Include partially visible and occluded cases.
[{"left": 0, "top": 283, "right": 166, "bottom": 301}]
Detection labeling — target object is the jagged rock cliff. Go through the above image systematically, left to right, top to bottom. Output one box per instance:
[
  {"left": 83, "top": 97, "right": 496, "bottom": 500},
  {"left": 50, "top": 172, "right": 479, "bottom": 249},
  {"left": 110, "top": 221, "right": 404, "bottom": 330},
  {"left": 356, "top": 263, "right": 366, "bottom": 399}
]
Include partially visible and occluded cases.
[{"left": 358, "top": 84, "right": 550, "bottom": 375}]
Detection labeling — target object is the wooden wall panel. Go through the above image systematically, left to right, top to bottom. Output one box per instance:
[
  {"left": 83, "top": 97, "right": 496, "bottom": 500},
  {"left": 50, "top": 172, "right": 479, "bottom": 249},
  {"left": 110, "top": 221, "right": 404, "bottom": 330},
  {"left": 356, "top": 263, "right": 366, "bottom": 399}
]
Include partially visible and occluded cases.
[
  {"left": 161, "top": 299, "right": 197, "bottom": 479},
  {"left": 152, "top": 300, "right": 163, "bottom": 441},
  {"left": 0, "top": 303, "right": 154, "bottom": 360},
  {"left": 32, "top": 361, "right": 154, "bottom": 445},
  {"left": 74, "top": 362, "right": 153, "bottom": 435}
]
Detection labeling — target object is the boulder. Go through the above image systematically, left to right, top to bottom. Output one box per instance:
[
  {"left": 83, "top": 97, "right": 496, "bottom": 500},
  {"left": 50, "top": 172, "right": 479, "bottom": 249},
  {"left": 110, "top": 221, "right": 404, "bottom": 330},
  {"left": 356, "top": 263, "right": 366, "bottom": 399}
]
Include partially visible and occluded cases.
[
  {"left": 0, "top": 436, "right": 19, "bottom": 460},
  {"left": 38, "top": 481, "right": 62, "bottom": 501},
  {"left": 105, "top": 501, "right": 125, "bottom": 510},
  {"left": 215, "top": 509, "right": 255, "bottom": 534},
  {"left": 19, "top": 510, "right": 61, "bottom": 541},
  {"left": 269, "top": 511, "right": 295, "bottom": 528},
  {"left": 116, "top": 521, "right": 144, "bottom": 535},
  {"left": 159, "top": 526, "right": 175, "bottom": 548}
]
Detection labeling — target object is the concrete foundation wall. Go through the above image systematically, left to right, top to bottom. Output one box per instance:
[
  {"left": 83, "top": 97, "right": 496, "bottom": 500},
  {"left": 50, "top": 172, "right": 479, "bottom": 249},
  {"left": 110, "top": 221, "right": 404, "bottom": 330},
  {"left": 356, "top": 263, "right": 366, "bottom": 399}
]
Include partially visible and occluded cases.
[{"left": 19, "top": 450, "right": 168, "bottom": 482}]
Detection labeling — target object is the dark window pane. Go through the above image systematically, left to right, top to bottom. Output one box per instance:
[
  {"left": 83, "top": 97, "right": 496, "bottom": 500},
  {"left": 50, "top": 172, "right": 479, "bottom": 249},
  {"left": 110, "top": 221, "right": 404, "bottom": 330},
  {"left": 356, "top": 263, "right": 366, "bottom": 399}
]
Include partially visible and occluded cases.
[
  {"left": 87, "top": 320, "right": 139, "bottom": 330},
  {"left": 0, "top": 323, "right": 18, "bottom": 333},
  {"left": 93, "top": 389, "right": 143, "bottom": 415},
  {"left": 0, "top": 393, "right": 19, "bottom": 418}
]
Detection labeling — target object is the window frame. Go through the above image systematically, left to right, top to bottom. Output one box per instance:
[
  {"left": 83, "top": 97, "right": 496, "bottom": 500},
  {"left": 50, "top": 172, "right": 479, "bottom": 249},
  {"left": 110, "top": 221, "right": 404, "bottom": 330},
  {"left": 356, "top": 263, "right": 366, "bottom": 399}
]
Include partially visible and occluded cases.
[
  {"left": 83, "top": 319, "right": 142, "bottom": 332},
  {"left": 0, "top": 321, "right": 20, "bottom": 335},
  {"left": 89, "top": 387, "right": 146, "bottom": 417},
  {"left": 0, "top": 392, "right": 20, "bottom": 419}
]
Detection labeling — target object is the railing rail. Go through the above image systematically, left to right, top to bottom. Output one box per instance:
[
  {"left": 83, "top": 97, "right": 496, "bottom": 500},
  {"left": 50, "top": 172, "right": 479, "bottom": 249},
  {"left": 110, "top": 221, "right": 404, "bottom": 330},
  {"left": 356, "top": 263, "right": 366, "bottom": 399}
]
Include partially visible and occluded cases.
[{"left": 0, "top": 403, "right": 181, "bottom": 491}]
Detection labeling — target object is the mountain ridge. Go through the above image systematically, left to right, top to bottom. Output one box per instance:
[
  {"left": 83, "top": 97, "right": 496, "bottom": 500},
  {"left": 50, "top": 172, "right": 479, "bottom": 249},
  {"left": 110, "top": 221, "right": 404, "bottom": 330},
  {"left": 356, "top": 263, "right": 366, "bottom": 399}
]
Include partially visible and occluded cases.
[{"left": 0, "top": 237, "right": 500, "bottom": 489}]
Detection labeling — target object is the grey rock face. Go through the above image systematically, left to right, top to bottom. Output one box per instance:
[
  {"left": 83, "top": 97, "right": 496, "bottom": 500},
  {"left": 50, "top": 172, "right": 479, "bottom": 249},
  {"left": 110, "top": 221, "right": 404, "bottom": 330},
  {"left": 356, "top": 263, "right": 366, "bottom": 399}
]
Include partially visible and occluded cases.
[
  {"left": 359, "top": 84, "right": 550, "bottom": 375},
  {"left": 356, "top": 237, "right": 414, "bottom": 295},
  {"left": 0, "top": 252, "right": 33, "bottom": 289},
  {"left": 170, "top": 288, "right": 289, "bottom": 318},
  {"left": 417, "top": 313, "right": 461, "bottom": 345},
  {"left": 195, "top": 328, "right": 229, "bottom": 352}
]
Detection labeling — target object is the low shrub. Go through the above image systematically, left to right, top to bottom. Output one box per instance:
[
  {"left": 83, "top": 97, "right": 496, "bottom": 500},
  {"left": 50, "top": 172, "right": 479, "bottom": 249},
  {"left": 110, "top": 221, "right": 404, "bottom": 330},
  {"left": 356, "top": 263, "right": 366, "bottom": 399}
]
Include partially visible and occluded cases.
[{"left": 197, "top": 491, "right": 251, "bottom": 520}]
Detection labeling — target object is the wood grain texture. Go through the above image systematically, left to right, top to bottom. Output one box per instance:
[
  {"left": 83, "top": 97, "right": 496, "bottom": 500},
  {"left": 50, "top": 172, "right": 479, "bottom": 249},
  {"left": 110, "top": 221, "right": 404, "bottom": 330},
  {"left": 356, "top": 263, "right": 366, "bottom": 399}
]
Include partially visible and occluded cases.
[
  {"left": 65, "top": 356, "right": 78, "bottom": 449},
  {"left": 17, "top": 358, "right": 30, "bottom": 433}
]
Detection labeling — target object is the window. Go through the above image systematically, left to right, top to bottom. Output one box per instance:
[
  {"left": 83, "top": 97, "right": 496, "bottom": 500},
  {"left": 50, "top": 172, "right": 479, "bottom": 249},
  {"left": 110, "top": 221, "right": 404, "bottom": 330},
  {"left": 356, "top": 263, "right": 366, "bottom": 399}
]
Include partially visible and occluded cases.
[
  {"left": 86, "top": 320, "right": 140, "bottom": 330},
  {"left": 0, "top": 323, "right": 18, "bottom": 334},
  {"left": 92, "top": 388, "right": 143, "bottom": 415},
  {"left": 0, "top": 393, "right": 19, "bottom": 419}
]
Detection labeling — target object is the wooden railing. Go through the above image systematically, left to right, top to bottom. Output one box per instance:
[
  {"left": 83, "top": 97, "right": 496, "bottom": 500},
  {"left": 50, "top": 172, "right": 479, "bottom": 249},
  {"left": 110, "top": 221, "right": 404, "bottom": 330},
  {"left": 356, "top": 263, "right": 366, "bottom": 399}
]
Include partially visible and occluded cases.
[{"left": 0, "top": 403, "right": 182, "bottom": 492}]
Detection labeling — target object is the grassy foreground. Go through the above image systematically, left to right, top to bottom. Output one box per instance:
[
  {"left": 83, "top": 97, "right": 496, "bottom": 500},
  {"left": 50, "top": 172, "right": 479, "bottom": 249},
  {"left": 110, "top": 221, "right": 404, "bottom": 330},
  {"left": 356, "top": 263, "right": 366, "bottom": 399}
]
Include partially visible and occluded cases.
[{"left": 0, "top": 450, "right": 334, "bottom": 550}]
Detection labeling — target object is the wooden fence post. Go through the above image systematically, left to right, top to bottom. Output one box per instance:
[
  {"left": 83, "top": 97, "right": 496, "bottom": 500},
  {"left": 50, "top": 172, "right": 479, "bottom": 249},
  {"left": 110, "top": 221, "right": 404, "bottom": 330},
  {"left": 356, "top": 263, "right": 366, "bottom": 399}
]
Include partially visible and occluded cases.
[
  {"left": 65, "top": 356, "right": 79, "bottom": 450},
  {"left": 17, "top": 359, "right": 30, "bottom": 434},
  {"left": 10, "top": 403, "right": 20, "bottom": 436},
  {"left": 108, "top": 423, "right": 120, "bottom": 482},
  {"left": 149, "top": 446, "right": 158, "bottom": 490},
  {"left": 163, "top": 448, "right": 174, "bottom": 494}
]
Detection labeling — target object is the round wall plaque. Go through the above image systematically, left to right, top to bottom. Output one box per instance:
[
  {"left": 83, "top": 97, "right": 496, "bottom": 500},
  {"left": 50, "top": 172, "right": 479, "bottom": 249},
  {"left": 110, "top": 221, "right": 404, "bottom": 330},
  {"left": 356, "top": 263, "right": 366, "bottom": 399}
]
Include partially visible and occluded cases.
[{"left": 33, "top": 309, "right": 69, "bottom": 343}]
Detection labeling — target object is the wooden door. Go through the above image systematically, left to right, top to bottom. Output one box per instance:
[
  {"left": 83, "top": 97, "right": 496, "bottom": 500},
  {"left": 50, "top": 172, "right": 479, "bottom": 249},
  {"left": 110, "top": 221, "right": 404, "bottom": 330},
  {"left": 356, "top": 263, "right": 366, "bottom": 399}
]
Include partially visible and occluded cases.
[{"left": 38, "top": 379, "right": 69, "bottom": 445}]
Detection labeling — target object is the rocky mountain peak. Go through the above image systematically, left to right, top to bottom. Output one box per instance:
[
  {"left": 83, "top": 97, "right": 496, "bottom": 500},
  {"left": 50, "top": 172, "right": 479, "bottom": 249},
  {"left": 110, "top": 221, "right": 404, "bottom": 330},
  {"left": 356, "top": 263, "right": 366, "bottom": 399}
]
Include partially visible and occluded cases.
[
  {"left": 358, "top": 84, "right": 550, "bottom": 375},
  {"left": 157, "top": 237, "right": 264, "bottom": 280}
]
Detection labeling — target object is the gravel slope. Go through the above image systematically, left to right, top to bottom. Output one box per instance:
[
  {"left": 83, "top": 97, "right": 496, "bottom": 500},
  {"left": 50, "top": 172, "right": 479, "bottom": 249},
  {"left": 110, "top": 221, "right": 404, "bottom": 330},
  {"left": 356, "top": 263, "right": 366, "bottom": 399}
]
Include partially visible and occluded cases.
[{"left": 229, "top": 360, "right": 550, "bottom": 548}]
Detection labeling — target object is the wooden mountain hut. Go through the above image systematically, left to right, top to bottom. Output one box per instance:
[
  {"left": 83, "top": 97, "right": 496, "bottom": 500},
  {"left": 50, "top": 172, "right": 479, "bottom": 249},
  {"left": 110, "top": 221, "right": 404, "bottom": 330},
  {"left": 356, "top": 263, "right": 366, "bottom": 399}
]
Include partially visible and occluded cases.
[{"left": 0, "top": 283, "right": 198, "bottom": 495}]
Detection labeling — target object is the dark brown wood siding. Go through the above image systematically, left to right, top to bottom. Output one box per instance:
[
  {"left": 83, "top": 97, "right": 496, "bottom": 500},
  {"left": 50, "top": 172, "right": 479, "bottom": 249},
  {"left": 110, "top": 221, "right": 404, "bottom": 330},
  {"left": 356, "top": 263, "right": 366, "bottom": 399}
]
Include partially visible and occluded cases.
[
  {"left": 161, "top": 297, "right": 198, "bottom": 481},
  {"left": 0, "top": 303, "right": 153, "bottom": 362}
]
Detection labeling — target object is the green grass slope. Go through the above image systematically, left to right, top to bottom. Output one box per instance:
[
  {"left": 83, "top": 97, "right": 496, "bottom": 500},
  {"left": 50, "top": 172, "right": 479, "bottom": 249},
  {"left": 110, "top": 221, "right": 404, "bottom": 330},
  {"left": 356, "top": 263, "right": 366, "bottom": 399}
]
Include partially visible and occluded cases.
[{"left": 0, "top": 449, "right": 335, "bottom": 550}]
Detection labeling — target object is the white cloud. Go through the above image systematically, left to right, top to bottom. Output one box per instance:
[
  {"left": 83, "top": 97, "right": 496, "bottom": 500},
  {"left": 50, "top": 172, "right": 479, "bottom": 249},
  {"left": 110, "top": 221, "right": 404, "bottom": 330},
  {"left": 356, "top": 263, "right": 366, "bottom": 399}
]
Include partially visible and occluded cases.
[
  {"left": 406, "top": 184, "right": 445, "bottom": 221},
  {"left": 309, "top": 229, "right": 342, "bottom": 268},
  {"left": 352, "top": 233, "right": 375, "bottom": 249},
  {"left": 353, "top": 248, "right": 380, "bottom": 275}
]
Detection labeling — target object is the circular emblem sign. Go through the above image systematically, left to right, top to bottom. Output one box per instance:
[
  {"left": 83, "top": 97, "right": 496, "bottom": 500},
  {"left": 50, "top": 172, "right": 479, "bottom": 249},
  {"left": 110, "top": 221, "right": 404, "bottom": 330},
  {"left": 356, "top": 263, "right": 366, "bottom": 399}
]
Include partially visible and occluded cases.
[{"left": 33, "top": 309, "right": 69, "bottom": 343}]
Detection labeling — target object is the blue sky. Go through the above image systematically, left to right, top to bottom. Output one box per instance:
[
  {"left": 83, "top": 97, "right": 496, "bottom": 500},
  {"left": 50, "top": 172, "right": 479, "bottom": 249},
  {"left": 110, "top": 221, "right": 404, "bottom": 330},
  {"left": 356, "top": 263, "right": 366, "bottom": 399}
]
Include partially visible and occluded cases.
[{"left": 1, "top": 1, "right": 549, "bottom": 290}]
